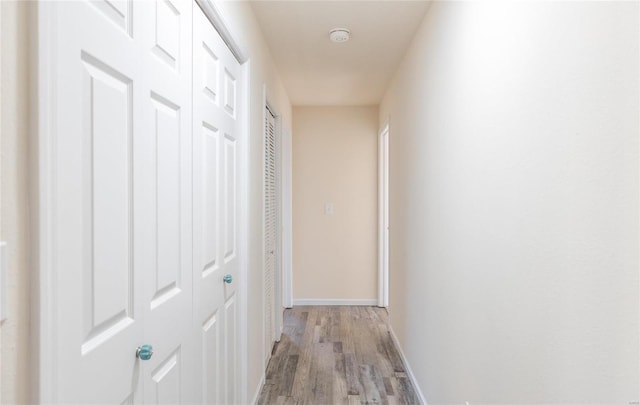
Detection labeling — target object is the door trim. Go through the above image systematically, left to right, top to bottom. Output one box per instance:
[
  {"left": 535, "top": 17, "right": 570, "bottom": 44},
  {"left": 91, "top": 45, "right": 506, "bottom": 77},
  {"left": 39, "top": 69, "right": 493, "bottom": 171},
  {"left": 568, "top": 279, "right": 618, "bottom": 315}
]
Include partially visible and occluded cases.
[
  {"left": 194, "top": 0, "right": 247, "bottom": 63},
  {"left": 34, "top": 1, "right": 57, "bottom": 402},
  {"left": 238, "top": 58, "right": 251, "bottom": 405},
  {"left": 378, "top": 120, "right": 390, "bottom": 308},
  {"left": 281, "top": 127, "right": 293, "bottom": 311}
]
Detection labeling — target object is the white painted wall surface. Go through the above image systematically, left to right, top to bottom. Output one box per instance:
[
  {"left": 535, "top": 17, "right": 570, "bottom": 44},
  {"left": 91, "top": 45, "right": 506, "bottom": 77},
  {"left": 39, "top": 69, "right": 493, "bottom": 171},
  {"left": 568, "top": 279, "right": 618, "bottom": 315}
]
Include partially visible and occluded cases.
[
  {"left": 0, "top": 2, "right": 32, "bottom": 403},
  {"left": 209, "top": 2, "right": 293, "bottom": 402},
  {"left": 380, "top": 2, "right": 639, "bottom": 403},
  {"left": 293, "top": 106, "right": 378, "bottom": 302}
]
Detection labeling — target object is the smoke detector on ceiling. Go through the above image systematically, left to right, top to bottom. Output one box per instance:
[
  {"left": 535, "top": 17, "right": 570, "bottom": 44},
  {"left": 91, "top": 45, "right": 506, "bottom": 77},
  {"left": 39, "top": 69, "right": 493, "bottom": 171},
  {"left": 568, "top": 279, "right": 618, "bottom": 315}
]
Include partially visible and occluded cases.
[{"left": 329, "top": 28, "right": 351, "bottom": 43}]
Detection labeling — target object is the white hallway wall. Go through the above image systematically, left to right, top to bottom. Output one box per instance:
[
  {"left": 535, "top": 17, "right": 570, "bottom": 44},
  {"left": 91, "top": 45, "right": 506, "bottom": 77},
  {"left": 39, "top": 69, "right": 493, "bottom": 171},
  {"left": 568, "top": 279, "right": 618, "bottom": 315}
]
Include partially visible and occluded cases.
[{"left": 380, "top": 1, "right": 639, "bottom": 403}]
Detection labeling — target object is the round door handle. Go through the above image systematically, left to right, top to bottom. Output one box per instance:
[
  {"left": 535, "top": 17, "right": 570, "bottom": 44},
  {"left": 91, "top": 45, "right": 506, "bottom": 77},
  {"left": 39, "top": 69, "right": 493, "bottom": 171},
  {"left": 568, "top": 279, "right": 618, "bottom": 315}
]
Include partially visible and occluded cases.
[
  {"left": 223, "top": 274, "right": 233, "bottom": 284},
  {"left": 136, "top": 345, "right": 153, "bottom": 360}
]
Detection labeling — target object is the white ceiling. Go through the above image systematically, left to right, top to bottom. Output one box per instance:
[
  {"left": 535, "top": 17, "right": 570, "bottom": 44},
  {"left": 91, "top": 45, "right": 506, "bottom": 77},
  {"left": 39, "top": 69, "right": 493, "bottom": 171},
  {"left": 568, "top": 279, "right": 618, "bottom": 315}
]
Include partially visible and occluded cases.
[{"left": 250, "top": 1, "right": 431, "bottom": 106}]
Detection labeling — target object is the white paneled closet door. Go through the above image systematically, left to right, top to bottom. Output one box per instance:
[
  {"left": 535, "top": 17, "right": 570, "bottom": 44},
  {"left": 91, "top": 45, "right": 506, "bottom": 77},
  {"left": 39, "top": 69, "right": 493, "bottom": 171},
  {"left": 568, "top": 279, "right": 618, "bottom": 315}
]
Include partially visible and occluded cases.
[
  {"left": 48, "top": 1, "right": 194, "bottom": 402},
  {"left": 140, "top": 1, "right": 195, "bottom": 403},
  {"left": 52, "top": 2, "right": 144, "bottom": 402},
  {"left": 192, "top": 3, "right": 243, "bottom": 404},
  {"left": 264, "top": 106, "right": 277, "bottom": 358}
]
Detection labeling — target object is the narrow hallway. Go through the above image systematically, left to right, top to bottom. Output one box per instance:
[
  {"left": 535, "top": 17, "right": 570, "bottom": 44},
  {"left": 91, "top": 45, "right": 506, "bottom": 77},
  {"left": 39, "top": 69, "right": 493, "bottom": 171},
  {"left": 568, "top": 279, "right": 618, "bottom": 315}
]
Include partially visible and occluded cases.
[
  {"left": 1, "top": 1, "right": 637, "bottom": 403},
  {"left": 257, "top": 307, "right": 419, "bottom": 405}
]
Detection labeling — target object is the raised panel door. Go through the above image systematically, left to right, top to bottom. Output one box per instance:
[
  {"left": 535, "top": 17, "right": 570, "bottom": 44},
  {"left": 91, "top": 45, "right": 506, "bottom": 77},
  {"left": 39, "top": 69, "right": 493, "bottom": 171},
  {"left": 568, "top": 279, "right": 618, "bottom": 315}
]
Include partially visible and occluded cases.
[
  {"left": 50, "top": 0, "right": 194, "bottom": 403},
  {"left": 140, "top": 1, "right": 195, "bottom": 403},
  {"left": 54, "top": 2, "right": 143, "bottom": 402},
  {"left": 192, "top": 3, "right": 242, "bottom": 403}
]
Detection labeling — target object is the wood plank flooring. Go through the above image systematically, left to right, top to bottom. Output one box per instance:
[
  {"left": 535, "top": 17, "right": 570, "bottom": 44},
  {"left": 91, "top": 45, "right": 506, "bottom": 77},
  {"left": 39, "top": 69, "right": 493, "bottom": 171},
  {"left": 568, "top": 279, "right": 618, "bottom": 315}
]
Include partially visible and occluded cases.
[{"left": 257, "top": 306, "right": 420, "bottom": 405}]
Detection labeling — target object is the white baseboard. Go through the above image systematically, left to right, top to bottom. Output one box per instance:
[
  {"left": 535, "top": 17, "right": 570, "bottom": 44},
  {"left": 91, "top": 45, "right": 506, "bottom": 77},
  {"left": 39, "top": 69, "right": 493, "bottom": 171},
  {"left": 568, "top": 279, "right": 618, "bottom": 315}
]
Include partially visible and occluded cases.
[
  {"left": 293, "top": 298, "right": 378, "bottom": 306},
  {"left": 388, "top": 326, "right": 428, "bottom": 405},
  {"left": 250, "top": 373, "right": 265, "bottom": 405}
]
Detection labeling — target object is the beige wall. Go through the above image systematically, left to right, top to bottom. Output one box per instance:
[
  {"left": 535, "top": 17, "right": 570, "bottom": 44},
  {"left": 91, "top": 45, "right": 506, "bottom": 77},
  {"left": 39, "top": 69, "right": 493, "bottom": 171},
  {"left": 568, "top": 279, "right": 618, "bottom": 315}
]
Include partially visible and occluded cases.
[
  {"left": 0, "top": 1, "right": 32, "bottom": 403},
  {"left": 380, "top": 1, "right": 639, "bottom": 403},
  {"left": 214, "top": 2, "right": 293, "bottom": 402},
  {"left": 293, "top": 106, "right": 378, "bottom": 301}
]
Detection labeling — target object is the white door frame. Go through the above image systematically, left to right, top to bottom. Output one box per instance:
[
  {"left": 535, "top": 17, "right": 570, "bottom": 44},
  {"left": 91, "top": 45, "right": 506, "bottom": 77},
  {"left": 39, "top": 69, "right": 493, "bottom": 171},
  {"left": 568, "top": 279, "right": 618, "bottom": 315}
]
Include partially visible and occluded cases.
[
  {"left": 33, "top": 1, "right": 251, "bottom": 402},
  {"left": 34, "top": 4, "right": 56, "bottom": 400},
  {"left": 378, "top": 120, "right": 390, "bottom": 308},
  {"left": 280, "top": 127, "right": 293, "bottom": 311}
]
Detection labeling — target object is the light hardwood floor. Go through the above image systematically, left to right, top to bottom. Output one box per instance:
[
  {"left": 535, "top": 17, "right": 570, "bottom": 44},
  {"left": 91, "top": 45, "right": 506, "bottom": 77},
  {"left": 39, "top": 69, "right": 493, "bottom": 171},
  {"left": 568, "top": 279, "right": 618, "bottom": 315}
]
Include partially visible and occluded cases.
[{"left": 257, "top": 306, "right": 420, "bottom": 405}]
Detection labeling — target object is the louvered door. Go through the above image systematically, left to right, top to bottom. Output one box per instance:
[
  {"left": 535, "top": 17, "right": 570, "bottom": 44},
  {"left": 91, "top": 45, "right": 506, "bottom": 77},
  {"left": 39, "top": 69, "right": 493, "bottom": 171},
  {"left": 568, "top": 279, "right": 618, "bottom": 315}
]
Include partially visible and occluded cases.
[{"left": 264, "top": 107, "right": 277, "bottom": 359}]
